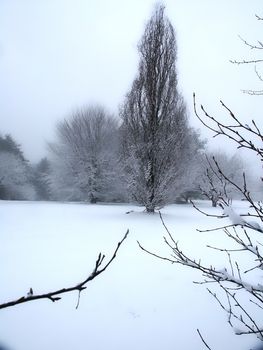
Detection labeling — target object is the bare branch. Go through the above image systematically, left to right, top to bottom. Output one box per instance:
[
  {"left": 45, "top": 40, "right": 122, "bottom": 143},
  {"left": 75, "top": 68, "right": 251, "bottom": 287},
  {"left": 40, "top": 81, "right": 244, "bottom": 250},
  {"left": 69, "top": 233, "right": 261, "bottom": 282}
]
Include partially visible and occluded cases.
[
  {"left": 238, "top": 35, "right": 263, "bottom": 50},
  {"left": 230, "top": 59, "right": 263, "bottom": 64},
  {"left": 242, "top": 89, "right": 263, "bottom": 95},
  {"left": 190, "top": 200, "right": 226, "bottom": 218},
  {"left": 0, "top": 230, "right": 129, "bottom": 310},
  {"left": 137, "top": 240, "right": 175, "bottom": 264},
  {"left": 197, "top": 329, "right": 212, "bottom": 350}
]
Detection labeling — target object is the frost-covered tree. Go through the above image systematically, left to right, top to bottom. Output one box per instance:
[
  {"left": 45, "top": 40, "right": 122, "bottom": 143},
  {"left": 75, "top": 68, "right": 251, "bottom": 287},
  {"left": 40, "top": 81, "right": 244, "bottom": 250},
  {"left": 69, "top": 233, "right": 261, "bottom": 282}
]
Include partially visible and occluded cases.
[
  {"left": 120, "top": 4, "right": 203, "bottom": 212},
  {"left": 49, "top": 106, "right": 123, "bottom": 202},
  {"left": 0, "top": 134, "right": 35, "bottom": 200},
  {"left": 0, "top": 134, "right": 25, "bottom": 161},
  {"left": 0, "top": 152, "right": 35, "bottom": 200},
  {"left": 32, "top": 158, "right": 52, "bottom": 200}
]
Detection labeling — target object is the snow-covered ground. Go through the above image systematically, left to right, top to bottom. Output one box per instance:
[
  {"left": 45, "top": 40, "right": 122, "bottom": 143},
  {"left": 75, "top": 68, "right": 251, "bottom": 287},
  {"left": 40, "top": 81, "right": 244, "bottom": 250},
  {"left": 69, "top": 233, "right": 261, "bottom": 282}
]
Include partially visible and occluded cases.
[{"left": 0, "top": 200, "right": 261, "bottom": 350}]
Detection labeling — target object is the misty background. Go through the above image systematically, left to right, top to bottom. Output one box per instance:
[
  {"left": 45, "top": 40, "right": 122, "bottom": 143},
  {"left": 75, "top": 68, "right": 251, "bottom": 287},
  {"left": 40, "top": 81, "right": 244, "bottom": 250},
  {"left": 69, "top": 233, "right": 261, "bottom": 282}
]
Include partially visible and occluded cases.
[{"left": 0, "top": 0, "right": 262, "bottom": 162}]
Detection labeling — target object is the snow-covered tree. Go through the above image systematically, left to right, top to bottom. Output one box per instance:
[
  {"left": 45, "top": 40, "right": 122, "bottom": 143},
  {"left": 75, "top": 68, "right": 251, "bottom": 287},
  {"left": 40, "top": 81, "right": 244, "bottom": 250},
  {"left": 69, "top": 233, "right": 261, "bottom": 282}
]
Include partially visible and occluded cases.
[
  {"left": 120, "top": 4, "right": 203, "bottom": 212},
  {"left": 49, "top": 106, "right": 123, "bottom": 202},
  {"left": 0, "top": 134, "right": 35, "bottom": 200},
  {"left": 0, "top": 134, "right": 25, "bottom": 161},
  {"left": 0, "top": 152, "right": 35, "bottom": 200},
  {"left": 32, "top": 158, "right": 52, "bottom": 200}
]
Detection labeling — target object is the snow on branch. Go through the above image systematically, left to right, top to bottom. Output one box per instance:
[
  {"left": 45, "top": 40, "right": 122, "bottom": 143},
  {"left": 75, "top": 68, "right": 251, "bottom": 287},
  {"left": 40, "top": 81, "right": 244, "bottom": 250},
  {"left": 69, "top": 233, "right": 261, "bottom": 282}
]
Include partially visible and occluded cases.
[{"left": 138, "top": 210, "right": 263, "bottom": 338}]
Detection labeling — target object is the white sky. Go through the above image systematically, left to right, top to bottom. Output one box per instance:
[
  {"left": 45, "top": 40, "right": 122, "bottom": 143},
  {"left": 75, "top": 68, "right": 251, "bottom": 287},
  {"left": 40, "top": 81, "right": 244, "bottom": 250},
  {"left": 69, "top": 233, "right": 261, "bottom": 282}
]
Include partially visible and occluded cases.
[{"left": 0, "top": 0, "right": 262, "bottom": 161}]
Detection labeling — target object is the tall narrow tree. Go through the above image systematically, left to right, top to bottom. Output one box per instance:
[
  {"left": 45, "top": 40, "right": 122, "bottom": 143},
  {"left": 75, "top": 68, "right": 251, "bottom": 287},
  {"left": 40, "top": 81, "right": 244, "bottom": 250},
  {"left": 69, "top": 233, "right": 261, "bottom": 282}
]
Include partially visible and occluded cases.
[{"left": 121, "top": 4, "right": 202, "bottom": 212}]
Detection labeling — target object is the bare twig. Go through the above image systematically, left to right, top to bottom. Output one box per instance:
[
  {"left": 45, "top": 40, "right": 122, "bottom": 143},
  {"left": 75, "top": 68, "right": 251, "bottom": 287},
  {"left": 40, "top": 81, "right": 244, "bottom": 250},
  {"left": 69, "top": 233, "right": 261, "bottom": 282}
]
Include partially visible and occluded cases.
[
  {"left": 190, "top": 200, "right": 226, "bottom": 218},
  {"left": 0, "top": 230, "right": 129, "bottom": 310},
  {"left": 197, "top": 329, "right": 212, "bottom": 350}
]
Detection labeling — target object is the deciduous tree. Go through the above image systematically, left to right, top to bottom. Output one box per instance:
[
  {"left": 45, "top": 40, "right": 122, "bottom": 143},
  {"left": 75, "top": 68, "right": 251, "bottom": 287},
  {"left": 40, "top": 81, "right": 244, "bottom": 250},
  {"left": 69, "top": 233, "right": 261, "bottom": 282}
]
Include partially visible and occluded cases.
[
  {"left": 120, "top": 4, "right": 203, "bottom": 212},
  {"left": 49, "top": 106, "right": 122, "bottom": 202}
]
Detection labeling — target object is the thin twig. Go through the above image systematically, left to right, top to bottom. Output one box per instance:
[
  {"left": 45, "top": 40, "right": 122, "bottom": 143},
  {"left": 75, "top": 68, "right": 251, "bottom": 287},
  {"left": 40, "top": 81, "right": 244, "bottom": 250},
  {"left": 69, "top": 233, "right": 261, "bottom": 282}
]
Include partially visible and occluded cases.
[
  {"left": 0, "top": 230, "right": 129, "bottom": 309},
  {"left": 197, "top": 329, "right": 212, "bottom": 350}
]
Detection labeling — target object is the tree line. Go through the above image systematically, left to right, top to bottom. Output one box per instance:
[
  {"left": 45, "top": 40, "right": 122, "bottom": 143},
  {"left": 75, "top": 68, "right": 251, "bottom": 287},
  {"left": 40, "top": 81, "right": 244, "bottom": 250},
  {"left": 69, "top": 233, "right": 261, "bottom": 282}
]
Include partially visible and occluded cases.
[{"left": 0, "top": 4, "right": 255, "bottom": 211}]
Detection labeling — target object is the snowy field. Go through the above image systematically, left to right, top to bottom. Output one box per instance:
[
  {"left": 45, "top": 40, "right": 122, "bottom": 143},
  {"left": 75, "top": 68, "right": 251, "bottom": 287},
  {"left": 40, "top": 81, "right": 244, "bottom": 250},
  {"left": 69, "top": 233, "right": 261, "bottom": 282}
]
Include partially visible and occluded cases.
[{"left": 0, "top": 200, "right": 261, "bottom": 350}]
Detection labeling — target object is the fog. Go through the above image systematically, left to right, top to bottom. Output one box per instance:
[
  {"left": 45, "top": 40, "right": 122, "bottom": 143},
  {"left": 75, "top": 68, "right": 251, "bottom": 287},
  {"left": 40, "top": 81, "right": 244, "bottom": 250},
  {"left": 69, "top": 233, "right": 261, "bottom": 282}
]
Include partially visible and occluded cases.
[{"left": 0, "top": 0, "right": 262, "bottom": 161}]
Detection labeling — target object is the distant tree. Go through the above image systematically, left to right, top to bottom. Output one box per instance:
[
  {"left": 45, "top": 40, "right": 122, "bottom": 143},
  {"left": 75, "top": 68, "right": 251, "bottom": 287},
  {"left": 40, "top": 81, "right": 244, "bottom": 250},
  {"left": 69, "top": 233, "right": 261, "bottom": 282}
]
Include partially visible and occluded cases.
[
  {"left": 120, "top": 4, "right": 203, "bottom": 212},
  {"left": 49, "top": 106, "right": 123, "bottom": 203},
  {"left": 0, "top": 134, "right": 35, "bottom": 200},
  {"left": 0, "top": 134, "right": 25, "bottom": 160},
  {"left": 174, "top": 150, "right": 205, "bottom": 203},
  {"left": 0, "top": 152, "right": 35, "bottom": 200},
  {"left": 198, "top": 152, "right": 245, "bottom": 207},
  {"left": 32, "top": 158, "right": 52, "bottom": 200},
  {"left": 176, "top": 189, "right": 202, "bottom": 204}
]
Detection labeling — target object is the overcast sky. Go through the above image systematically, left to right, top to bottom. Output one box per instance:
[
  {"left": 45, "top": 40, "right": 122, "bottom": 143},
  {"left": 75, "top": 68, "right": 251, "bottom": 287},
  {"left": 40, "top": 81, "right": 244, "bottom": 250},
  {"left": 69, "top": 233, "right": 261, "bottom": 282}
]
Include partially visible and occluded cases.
[{"left": 0, "top": 0, "right": 262, "bottom": 162}]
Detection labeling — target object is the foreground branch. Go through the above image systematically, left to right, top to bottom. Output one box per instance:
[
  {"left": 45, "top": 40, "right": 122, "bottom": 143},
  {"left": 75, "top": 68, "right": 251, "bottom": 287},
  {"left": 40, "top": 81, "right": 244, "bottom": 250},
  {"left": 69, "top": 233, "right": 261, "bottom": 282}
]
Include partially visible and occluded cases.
[
  {"left": 193, "top": 93, "right": 263, "bottom": 156},
  {"left": 138, "top": 210, "right": 263, "bottom": 337},
  {"left": 0, "top": 230, "right": 129, "bottom": 310},
  {"left": 197, "top": 329, "right": 212, "bottom": 350}
]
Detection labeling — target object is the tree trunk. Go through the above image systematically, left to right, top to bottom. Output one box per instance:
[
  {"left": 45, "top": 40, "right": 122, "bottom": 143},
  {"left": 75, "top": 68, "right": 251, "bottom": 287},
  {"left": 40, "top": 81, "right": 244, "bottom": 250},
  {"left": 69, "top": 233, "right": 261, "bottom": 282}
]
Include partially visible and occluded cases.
[
  {"left": 90, "top": 193, "right": 97, "bottom": 204},
  {"left": 212, "top": 198, "right": 217, "bottom": 207},
  {"left": 146, "top": 206, "right": 155, "bottom": 213}
]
